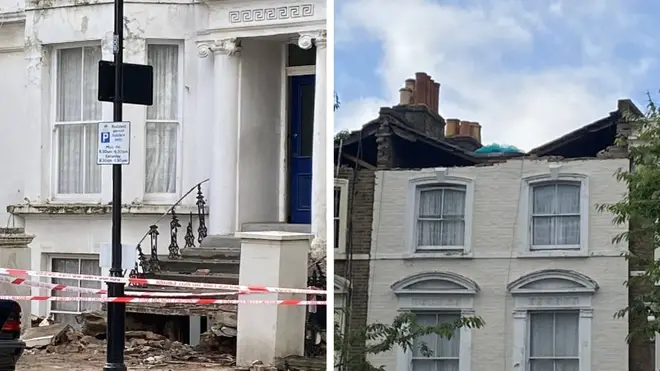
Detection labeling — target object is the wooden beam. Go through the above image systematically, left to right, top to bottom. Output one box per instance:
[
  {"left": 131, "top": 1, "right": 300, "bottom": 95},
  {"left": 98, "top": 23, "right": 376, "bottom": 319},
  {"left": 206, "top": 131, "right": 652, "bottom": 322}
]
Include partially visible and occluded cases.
[{"left": 341, "top": 153, "right": 376, "bottom": 170}]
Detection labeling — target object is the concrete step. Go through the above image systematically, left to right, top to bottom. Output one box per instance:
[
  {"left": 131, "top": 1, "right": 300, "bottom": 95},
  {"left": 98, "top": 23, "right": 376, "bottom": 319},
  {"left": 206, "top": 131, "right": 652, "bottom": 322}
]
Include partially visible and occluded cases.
[
  {"left": 241, "top": 222, "right": 311, "bottom": 233},
  {"left": 199, "top": 235, "right": 241, "bottom": 249},
  {"left": 181, "top": 246, "right": 240, "bottom": 259},
  {"left": 157, "top": 256, "right": 240, "bottom": 275},
  {"left": 152, "top": 272, "right": 239, "bottom": 285}
]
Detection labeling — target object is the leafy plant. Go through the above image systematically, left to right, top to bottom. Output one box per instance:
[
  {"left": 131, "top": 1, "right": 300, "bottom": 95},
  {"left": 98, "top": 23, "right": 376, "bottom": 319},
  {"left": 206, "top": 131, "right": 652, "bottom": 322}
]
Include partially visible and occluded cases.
[
  {"left": 596, "top": 92, "right": 660, "bottom": 341},
  {"left": 334, "top": 311, "right": 485, "bottom": 371}
]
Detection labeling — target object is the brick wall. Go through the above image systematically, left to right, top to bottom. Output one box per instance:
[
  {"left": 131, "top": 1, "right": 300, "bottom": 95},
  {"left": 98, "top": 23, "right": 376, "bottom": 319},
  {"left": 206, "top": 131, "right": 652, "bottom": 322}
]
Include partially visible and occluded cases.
[{"left": 335, "top": 166, "right": 375, "bottom": 367}]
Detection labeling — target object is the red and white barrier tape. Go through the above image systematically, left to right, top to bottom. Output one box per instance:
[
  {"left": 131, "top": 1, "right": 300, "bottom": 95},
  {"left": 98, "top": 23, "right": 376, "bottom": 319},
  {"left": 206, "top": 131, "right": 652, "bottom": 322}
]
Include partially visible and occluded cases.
[
  {"left": 0, "top": 268, "right": 326, "bottom": 295},
  {"left": 0, "top": 275, "right": 243, "bottom": 297},
  {"left": 0, "top": 295, "right": 326, "bottom": 306}
]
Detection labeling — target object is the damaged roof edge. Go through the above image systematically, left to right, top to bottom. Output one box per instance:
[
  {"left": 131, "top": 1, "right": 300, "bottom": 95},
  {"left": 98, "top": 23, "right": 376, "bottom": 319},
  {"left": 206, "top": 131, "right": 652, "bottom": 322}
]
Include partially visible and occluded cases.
[{"left": 528, "top": 99, "right": 641, "bottom": 156}]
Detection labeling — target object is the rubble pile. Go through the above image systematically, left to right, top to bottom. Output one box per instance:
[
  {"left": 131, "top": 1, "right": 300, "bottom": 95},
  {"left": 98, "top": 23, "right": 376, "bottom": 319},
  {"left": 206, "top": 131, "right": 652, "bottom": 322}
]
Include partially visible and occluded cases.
[{"left": 22, "top": 313, "right": 236, "bottom": 367}]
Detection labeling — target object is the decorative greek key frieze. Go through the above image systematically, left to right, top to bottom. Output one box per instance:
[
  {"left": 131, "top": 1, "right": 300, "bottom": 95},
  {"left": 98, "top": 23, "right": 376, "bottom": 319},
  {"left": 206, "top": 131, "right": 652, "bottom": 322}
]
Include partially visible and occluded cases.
[{"left": 228, "top": 4, "right": 314, "bottom": 24}]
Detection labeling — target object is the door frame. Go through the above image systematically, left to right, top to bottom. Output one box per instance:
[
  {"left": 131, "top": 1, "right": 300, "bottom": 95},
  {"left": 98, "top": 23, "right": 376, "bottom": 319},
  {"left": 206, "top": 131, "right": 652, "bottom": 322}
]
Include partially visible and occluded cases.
[{"left": 277, "top": 44, "right": 316, "bottom": 222}]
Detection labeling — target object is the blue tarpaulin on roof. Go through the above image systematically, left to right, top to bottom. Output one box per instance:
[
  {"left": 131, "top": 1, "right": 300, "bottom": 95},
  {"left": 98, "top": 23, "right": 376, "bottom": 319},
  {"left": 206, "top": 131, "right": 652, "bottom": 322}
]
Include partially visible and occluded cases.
[{"left": 475, "top": 143, "right": 523, "bottom": 153}]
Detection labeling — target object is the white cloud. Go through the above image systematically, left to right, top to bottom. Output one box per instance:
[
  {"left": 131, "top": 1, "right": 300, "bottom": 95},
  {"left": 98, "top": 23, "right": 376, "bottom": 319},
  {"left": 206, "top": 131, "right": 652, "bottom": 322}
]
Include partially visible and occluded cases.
[{"left": 335, "top": 0, "right": 654, "bottom": 151}]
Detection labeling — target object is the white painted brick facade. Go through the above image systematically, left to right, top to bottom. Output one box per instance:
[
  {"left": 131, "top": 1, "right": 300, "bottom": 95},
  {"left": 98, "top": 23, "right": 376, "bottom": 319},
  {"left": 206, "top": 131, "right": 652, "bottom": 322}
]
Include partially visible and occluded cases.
[{"left": 367, "top": 158, "right": 630, "bottom": 371}]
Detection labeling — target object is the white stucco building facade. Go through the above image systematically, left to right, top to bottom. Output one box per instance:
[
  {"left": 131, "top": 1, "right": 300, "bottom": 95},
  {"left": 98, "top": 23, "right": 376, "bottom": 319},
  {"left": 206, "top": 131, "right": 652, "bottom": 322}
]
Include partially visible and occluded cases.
[
  {"left": 0, "top": 0, "right": 327, "bottom": 320},
  {"left": 366, "top": 158, "right": 630, "bottom": 371}
]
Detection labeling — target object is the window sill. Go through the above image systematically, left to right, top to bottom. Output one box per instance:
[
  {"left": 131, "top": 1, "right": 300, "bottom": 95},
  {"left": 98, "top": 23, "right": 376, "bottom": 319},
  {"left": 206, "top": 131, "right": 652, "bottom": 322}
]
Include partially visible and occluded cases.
[
  {"left": 8, "top": 202, "right": 206, "bottom": 216},
  {"left": 516, "top": 249, "right": 588, "bottom": 258},
  {"left": 403, "top": 251, "right": 473, "bottom": 259},
  {"left": 334, "top": 253, "right": 370, "bottom": 260}
]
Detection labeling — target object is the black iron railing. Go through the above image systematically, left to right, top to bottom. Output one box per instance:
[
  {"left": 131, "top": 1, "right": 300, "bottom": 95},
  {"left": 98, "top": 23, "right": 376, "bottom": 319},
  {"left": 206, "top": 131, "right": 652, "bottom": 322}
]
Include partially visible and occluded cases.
[{"left": 128, "top": 181, "right": 209, "bottom": 283}]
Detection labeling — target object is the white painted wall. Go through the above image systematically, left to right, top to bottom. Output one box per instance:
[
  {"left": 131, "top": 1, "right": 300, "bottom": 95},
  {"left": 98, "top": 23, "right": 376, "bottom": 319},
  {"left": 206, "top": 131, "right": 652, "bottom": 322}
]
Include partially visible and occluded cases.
[
  {"left": 0, "top": 0, "right": 326, "bottom": 318},
  {"left": 0, "top": 23, "right": 26, "bottom": 225},
  {"left": 236, "top": 38, "right": 282, "bottom": 227},
  {"left": 368, "top": 158, "right": 630, "bottom": 371}
]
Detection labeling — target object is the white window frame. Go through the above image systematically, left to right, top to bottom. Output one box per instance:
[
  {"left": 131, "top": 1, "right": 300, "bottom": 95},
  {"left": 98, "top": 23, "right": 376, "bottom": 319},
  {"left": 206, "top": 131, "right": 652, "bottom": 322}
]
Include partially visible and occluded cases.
[
  {"left": 143, "top": 40, "right": 184, "bottom": 204},
  {"left": 50, "top": 42, "right": 104, "bottom": 203},
  {"left": 406, "top": 169, "right": 474, "bottom": 255},
  {"left": 519, "top": 169, "right": 589, "bottom": 257},
  {"left": 334, "top": 178, "right": 349, "bottom": 254},
  {"left": 47, "top": 254, "right": 102, "bottom": 319},
  {"left": 507, "top": 269, "right": 597, "bottom": 371},
  {"left": 391, "top": 271, "right": 478, "bottom": 371}
]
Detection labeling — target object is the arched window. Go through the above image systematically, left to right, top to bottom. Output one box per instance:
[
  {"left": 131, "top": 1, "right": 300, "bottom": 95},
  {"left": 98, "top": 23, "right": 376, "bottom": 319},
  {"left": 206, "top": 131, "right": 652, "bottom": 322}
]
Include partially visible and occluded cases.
[
  {"left": 507, "top": 269, "right": 598, "bottom": 371},
  {"left": 391, "top": 271, "right": 479, "bottom": 371}
]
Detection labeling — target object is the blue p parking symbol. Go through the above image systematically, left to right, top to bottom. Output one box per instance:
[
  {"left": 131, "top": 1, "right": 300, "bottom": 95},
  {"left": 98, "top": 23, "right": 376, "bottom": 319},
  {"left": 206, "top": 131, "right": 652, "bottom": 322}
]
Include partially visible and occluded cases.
[{"left": 101, "top": 132, "right": 110, "bottom": 143}]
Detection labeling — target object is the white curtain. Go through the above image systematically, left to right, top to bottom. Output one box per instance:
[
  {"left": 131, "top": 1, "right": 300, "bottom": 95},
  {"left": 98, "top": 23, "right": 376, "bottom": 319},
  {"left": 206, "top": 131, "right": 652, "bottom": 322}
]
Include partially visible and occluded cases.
[
  {"left": 145, "top": 45, "right": 179, "bottom": 194},
  {"left": 56, "top": 46, "right": 102, "bottom": 194},
  {"left": 532, "top": 183, "right": 580, "bottom": 247},
  {"left": 417, "top": 188, "right": 466, "bottom": 246},
  {"left": 529, "top": 312, "right": 579, "bottom": 371},
  {"left": 412, "top": 313, "right": 460, "bottom": 371}
]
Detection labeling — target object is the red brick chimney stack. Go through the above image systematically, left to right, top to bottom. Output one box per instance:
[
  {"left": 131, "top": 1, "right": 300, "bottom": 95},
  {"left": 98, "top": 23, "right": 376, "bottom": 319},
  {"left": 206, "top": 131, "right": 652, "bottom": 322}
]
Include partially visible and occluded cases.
[{"left": 397, "top": 72, "right": 440, "bottom": 114}]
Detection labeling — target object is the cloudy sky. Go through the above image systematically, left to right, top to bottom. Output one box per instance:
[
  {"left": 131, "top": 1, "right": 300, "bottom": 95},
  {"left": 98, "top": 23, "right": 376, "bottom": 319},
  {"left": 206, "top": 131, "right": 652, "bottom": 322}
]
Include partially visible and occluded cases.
[{"left": 334, "top": 0, "right": 659, "bottom": 151}]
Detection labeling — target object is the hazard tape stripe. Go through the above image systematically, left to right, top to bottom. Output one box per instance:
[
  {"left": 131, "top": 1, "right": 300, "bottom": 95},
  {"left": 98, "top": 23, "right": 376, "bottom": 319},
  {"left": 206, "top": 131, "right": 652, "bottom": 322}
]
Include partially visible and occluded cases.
[
  {"left": 0, "top": 268, "right": 326, "bottom": 295},
  {"left": 0, "top": 275, "right": 244, "bottom": 297},
  {"left": 0, "top": 295, "right": 326, "bottom": 305}
]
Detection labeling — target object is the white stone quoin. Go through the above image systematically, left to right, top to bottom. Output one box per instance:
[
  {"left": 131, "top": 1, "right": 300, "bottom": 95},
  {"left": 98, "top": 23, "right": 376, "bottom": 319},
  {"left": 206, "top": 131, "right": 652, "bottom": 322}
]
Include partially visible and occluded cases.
[{"left": 234, "top": 231, "right": 312, "bottom": 366}]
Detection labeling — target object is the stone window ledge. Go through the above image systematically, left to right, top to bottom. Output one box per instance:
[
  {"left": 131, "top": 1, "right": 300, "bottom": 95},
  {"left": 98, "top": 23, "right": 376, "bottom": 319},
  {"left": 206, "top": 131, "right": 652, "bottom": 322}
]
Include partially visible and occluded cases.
[{"left": 7, "top": 202, "right": 206, "bottom": 216}]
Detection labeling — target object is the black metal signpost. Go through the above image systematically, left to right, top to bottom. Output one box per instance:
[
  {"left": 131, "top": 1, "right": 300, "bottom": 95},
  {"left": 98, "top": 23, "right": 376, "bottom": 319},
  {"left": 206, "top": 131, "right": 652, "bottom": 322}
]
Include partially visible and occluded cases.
[{"left": 97, "top": 0, "right": 153, "bottom": 367}]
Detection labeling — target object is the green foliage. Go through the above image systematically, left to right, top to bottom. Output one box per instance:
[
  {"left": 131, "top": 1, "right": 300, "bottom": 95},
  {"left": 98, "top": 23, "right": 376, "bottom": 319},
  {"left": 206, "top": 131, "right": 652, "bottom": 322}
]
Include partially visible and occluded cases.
[
  {"left": 335, "top": 92, "right": 341, "bottom": 111},
  {"left": 595, "top": 92, "right": 660, "bottom": 341},
  {"left": 335, "top": 130, "right": 351, "bottom": 143},
  {"left": 334, "top": 311, "right": 485, "bottom": 371}
]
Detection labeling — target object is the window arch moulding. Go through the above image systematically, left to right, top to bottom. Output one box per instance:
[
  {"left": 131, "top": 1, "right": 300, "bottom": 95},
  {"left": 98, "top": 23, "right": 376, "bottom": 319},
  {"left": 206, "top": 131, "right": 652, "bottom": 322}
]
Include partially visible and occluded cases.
[
  {"left": 405, "top": 170, "right": 475, "bottom": 258},
  {"left": 391, "top": 271, "right": 479, "bottom": 371}
]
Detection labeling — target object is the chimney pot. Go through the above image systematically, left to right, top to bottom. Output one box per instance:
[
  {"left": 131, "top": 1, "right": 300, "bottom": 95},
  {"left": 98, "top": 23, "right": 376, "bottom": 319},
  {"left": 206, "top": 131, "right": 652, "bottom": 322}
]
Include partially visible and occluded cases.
[
  {"left": 414, "top": 72, "right": 429, "bottom": 107},
  {"left": 405, "top": 78, "right": 416, "bottom": 91},
  {"left": 432, "top": 82, "right": 440, "bottom": 113},
  {"left": 399, "top": 88, "right": 413, "bottom": 105},
  {"left": 446, "top": 119, "right": 460, "bottom": 136},
  {"left": 459, "top": 121, "right": 471, "bottom": 136},
  {"left": 470, "top": 122, "right": 482, "bottom": 143}
]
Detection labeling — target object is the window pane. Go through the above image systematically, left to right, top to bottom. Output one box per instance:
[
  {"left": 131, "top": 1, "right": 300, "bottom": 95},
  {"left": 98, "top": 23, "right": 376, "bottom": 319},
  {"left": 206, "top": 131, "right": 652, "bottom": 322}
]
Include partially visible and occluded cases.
[
  {"left": 147, "top": 45, "right": 178, "bottom": 120},
  {"left": 82, "top": 46, "right": 102, "bottom": 121},
  {"left": 57, "top": 48, "right": 82, "bottom": 122},
  {"left": 145, "top": 122, "right": 178, "bottom": 193},
  {"left": 58, "top": 123, "right": 100, "bottom": 194},
  {"left": 84, "top": 123, "right": 101, "bottom": 193},
  {"left": 58, "top": 124, "right": 85, "bottom": 194},
  {"left": 532, "top": 184, "right": 555, "bottom": 214},
  {"left": 556, "top": 184, "right": 580, "bottom": 214},
  {"left": 334, "top": 187, "right": 341, "bottom": 217},
  {"left": 419, "top": 190, "right": 443, "bottom": 217},
  {"left": 442, "top": 190, "right": 465, "bottom": 218},
  {"left": 532, "top": 216, "right": 552, "bottom": 246},
  {"left": 555, "top": 216, "right": 580, "bottom": 245},
  {"left": 334, "top": 219, "right": 339, "bottom": 249},
  {"left": 418, "top": 220, "right": 442, "bottom": 246},
  {"left": 440, "top": 221, "right": 464, "bottom": 246},
  {"left": 51, "top": 259, "right": 79, "bottom": 312},
  {"left": 80, "top": 260, "right": 102, "bottom": 312},
  {"left": 529, "top": 312, "right": 554, "bottom": 357},
  {"left": 554, "top": 312, "right": 579, "bottom": 357},
  {"left": 413, "top": 313, "right": 437, "bottom": 357},
  {"left": 435, "top": 314, "right": 460, "bottom": 358},
  {"left": 411, "top": 359, "right": 436, "bottom": 371},
  {"left": 529, "top": 359, "right": 553, "bottom": 371},
  {"left": 554, "top": 359, "right": 579, "bottom": 371},
  {"left": 437, "top": 360, "right": 459, "bottom": 371}
]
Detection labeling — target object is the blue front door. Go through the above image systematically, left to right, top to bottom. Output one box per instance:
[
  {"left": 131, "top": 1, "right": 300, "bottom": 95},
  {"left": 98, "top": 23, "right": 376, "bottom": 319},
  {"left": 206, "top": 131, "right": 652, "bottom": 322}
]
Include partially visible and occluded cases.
[{"left": 289, "top": 74, "right": 315, "bottom": 224}]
